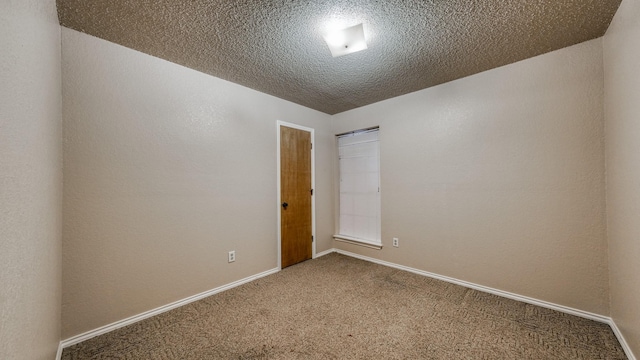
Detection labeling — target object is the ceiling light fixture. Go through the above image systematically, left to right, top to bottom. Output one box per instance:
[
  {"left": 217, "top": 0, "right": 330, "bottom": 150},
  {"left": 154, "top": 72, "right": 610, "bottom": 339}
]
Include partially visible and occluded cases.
[{"left": 323, "top": 23, "right": 367, "bottom": 58}]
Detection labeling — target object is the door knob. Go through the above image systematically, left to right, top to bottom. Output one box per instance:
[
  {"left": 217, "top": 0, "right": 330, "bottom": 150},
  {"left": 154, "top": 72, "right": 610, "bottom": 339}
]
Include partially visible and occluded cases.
[{"left": 282, "top": 202, "right": 288, "bottom": 209}]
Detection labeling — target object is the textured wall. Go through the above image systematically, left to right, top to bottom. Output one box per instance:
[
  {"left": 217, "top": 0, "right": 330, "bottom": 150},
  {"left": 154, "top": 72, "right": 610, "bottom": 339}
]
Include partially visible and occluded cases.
[
  {"left": 604, "top": 0, "right": 640, "bottom": 356},
  {"left": 0, "top": 1, "right": 62, "bottom": 359},
  {"left": 61, "top": 28, "right": 333, "bottom": 338},
  {"left": 332, "top": 39, "right": 609, "bottom": 315}
]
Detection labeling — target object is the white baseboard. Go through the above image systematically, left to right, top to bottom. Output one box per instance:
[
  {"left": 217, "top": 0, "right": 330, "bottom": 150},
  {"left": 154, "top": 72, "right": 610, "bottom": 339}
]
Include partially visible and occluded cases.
[
  {"left": 314, "top": 248, "right": 335, "bottom": 258},
  {"left": 330, "top": 248, "right": 636, "bottom": 359},
  {"left": 333, "top": 249, "right": 607, "bottom": 322},
  {"left": 56, "top": 250, "right": 636, "bottom": 360},
  {"left": 58, "top": 267, "right": 279, "bottom": 352},
  {"left": 608, "top": 319, "right": 637, "bottom": 360},
  {"left": 55, "top": 341, "right": 63, "bottom": 360}
]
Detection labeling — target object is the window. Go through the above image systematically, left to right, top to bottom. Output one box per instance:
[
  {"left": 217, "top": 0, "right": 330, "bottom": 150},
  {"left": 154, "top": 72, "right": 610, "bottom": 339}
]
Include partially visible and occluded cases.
[{"left": 335, "top": 128, "right": 381, "bottom": 247}]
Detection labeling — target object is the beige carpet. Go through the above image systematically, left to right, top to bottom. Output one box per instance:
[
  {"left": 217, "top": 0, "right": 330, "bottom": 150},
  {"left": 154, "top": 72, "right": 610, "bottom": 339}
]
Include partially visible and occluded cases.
[{"left": 62, "top": 253, "right": 626, "bottom": 359}]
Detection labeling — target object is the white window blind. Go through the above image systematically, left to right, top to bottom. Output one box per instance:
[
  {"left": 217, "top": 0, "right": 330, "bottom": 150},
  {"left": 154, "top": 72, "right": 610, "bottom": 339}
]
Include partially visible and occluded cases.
[{"left": 337, "top": 128, "right": 381, "bottom": 245}]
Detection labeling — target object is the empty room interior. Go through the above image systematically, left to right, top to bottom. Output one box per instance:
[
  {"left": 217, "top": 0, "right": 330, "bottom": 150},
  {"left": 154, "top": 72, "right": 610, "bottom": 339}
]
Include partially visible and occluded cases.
[{"left": 1, "top": 0, "right": 639, "bottom": 359}]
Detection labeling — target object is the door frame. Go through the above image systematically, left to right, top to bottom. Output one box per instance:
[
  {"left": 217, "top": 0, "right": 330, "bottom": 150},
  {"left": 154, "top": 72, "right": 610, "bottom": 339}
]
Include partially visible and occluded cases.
[{"left": 276, "top": 120, "right": 316, "bottom": 270}]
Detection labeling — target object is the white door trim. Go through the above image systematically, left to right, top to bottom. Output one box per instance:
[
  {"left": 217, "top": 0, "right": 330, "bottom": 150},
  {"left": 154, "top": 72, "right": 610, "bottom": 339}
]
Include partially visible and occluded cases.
[{"left": 276, "top": 120, "right": 316, "bottom": 270}]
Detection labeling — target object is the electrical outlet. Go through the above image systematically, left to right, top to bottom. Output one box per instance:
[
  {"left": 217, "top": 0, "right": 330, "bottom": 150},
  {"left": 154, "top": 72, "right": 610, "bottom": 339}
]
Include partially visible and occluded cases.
[
  {"left": 392, "top": 238, "right": 399, "bottom": 247},
  {"left": 228, "top": 250, "right": 236, "bottom": 263}
]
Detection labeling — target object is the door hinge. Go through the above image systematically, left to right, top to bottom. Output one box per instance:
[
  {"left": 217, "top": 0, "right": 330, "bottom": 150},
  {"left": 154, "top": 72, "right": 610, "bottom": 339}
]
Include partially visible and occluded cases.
[
  {"left": 311, "top": 143, "right": 313, "bottom": 150},
  {"left": 310, "top": 188, "right": 313, "bottom": 196},
  {"left": 311, "top": 235, "right": 314, "bottom": 242}
]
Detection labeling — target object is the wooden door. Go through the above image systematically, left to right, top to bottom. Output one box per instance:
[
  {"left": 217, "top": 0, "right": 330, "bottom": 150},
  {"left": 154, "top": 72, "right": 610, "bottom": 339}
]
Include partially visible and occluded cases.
[{"left": 280, "top": 126, "right": 312, "bottom": 268}]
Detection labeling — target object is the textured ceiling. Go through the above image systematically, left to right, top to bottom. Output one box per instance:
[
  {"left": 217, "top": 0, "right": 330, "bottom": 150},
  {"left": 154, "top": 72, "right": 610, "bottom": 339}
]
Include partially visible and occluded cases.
[{"left": 56, "top": 0, "right": 621, "bottom": 115}]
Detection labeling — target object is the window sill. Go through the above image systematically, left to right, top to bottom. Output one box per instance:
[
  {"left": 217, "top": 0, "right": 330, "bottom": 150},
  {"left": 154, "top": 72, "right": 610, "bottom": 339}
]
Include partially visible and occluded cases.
[{"left": 333, "top": 235, "right": 383, "bottom": 250}]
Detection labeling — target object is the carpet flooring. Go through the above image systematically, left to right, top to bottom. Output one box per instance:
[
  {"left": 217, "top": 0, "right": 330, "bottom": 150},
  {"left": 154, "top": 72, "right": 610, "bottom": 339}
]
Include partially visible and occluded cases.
[{"left": 62, "top": 253, "right": 627, "bottom": 359}]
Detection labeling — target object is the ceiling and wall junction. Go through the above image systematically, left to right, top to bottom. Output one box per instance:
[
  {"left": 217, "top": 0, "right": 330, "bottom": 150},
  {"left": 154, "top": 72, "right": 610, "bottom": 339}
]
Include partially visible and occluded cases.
[{"left": 57, "top": 0, "right": 621, "bottom": 114}]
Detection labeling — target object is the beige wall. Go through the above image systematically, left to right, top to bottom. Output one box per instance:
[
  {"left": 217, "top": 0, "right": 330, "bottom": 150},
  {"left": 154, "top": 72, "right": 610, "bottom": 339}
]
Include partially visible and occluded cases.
[
  {"left": 604, "top": 0, "right": 640, "bottom": 356},
  {"left": 0, "top": 1, "right": 63, "bottom": 359},
  {"left": 0, "top": 1, "right": 630, "bottom": 352},
  {"left": 55, "top": 4, "right": 637, "bottom": 351},
  {"left": 61, "top": 28, "right": 333, "bottom": 338},
  {"left": 332, "top": 39, "right": 609, "bottom": 315}
]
